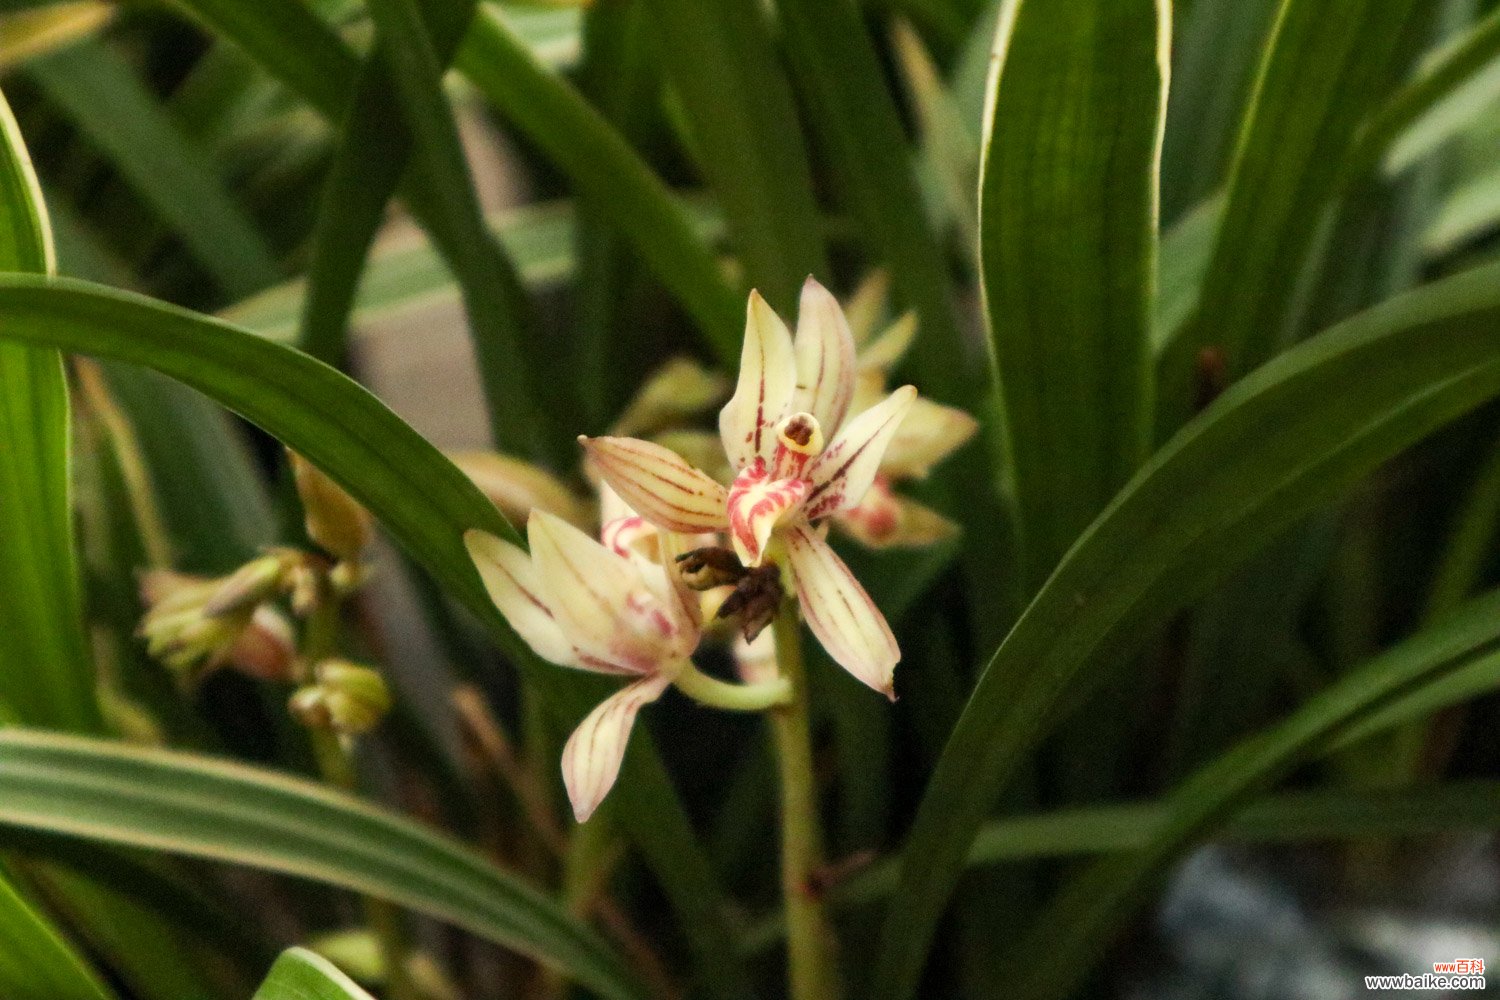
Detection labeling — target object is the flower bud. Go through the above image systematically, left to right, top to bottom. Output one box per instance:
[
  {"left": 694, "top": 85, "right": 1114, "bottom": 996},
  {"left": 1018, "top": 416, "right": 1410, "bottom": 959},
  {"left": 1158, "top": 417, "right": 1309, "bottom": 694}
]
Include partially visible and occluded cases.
[
  {"left": 610, "top": 357, "right": 728, "bottom": 437},
  {"left": 289, "top": 450, "right": 373, "bottom": 562},
  {"left": 448, "top": 450, "right": 592, "bottom": 529},
  {"left": 202, "top": 550, "right": 297, "bottom": 616},
  {"left": 228, "top": 607, "right": 297, "bottom": 682},
  {"left": 289, "top": 660, "right": 391, "bottom": 737}
]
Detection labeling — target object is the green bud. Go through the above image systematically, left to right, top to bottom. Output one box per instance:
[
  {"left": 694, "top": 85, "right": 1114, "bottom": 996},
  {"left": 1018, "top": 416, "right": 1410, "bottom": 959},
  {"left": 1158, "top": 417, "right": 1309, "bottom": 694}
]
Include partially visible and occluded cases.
[
  {"left": 289, "top": 450, "right": 373, "bottom": 562},
  {"left": 290, "top": 660, "right": 390, "bottom": 737}
]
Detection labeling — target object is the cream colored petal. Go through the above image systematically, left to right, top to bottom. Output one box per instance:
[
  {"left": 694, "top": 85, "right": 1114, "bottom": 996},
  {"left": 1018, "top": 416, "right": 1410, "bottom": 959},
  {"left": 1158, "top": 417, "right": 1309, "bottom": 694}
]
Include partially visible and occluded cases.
[
  {"left": 844, "top": 270, "right": 891, "bottom": 346},
  {"left": 792, "top": 277, "right": 856, "bottom": 434},
  {"left": 719, "top": 290, "right": 797, "bottom": 469},
  {"left": 856, "top": 311, "right": 918, "bottom": 374},
  {"left": 804, "top": 385, "right": 917, "bottom": 521},
  {"left": 880, "top": 397, "right": 980, "bottom": 480},
  {"left": 581, "top": 435, "right": 729, "bottom": 533},
  {"left": 450, "top": 450, "right": 592, "bottom": 530},
  {"left": 726, "top": 462, "right": 809, "bottom": 566},
  {"left": 836, "top": 487, "right": 960, "bottom": 549},
  {"left": 526, "top": 511, "right": 677, "bottom": 675},
  {"left": 784, "top": 524, "right": 898, "bottom": 699},
  {"left": 463, "top": 529, "right": 580, "bottom": 669},
  {"left": 561, "top": 674, "right": 671, "bottom": 822}
]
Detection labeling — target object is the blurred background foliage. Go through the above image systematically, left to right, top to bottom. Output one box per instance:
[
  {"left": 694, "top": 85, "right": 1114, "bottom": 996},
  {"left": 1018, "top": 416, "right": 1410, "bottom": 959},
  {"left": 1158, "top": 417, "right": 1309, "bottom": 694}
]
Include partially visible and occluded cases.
[{"left": 1, "top": 0, "right": 1500, "bottom": 997}]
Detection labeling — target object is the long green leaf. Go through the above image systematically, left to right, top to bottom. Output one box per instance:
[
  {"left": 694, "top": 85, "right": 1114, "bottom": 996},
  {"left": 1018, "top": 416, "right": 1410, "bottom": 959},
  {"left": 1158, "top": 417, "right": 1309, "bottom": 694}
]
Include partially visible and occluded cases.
[
  {"left": 362, "top": 0, "right": 558, "bottom": 463},
  {"left": 638, "top": 0, "right": 826, "bottom": 312},
  {"left": 777, "top": 0, "right": 970, "bottom": 407},
  {"left": 978, "top": 0, "right": 1169, "bottom": 590},
  {"left": 1161, "top": 0, "right": 1425, "bottom": 427},
  {"left": 1362, "top": 5, "right": 1500, "bottom": 178},
  {"left": 456, "top": 7, "right": 742, "bottom": 365},
  {"left": 29, "top": 39, "right": 280, "bottom": 299},
  {"left": 0, "top": 85, "right": 96, "bottom": 733},
  {"left": 227, "top": 200, "right": 725, "bottom": 344},
  {"left": 872, "top": 260, "right": 1500, "bottom": 1000},
  {"left": 0, "top": 272, "right": 755, "bottom": 995},
  {"left": 1004, "top": 591, "right": 1500, "bottom": 999},
  {"left": 0, "top": 729, "right": 642, "bottom": 1000},
  {"left": 745, "top": 776, "right": 1500, "bottom": 950},
  {"left": 0, "top": 867, "right": 112, "bottom": 1000},
  {"left": 254, "top": 948, "right": 372, "bottom": 1000}
]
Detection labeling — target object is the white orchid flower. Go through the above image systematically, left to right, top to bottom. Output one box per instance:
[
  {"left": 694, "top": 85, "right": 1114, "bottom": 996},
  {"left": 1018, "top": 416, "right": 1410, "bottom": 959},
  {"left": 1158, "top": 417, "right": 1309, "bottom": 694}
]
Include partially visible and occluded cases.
[
  {"left": 583, "top": 278, "right": 913, "bottom": 699},
  {"left": 466, "top": 506, "right": 787, "bottom": 822},
  {"left": 465, "top": 510, "right": 702, "bottom": 822}
]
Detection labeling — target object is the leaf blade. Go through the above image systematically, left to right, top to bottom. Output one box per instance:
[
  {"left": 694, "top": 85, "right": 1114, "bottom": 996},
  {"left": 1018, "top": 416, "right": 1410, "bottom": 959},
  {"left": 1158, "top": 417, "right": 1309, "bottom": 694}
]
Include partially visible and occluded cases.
[
  {"left": 977, "top": 0, "right": 1170, "bottom": 588},
  {"left": 873, "top": 260, "right": 1500, "bottom": 1000},
  {"left": 0, "top": 730, "right": 644, "bottom": 1000}
]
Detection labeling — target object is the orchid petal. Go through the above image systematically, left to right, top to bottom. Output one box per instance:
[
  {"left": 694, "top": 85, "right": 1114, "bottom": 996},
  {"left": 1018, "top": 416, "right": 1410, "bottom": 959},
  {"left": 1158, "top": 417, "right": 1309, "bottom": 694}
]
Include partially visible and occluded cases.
[
  {"left": 843, "top": 270, "right": 890, "bottom": 346},
  {"left": 792, "top": 278, "right": 856, "bottom": 433},
  {"left": 719, "top": 291, "right": 797, "bottom": 469},
  {"left": 856, "top": 311, "right": 918, "bottom": 374},
  {"left": 804, "top": 385, "right": 917, "bottom": 521},
  {"left": 879, "top": 397, "right": 980, "bottom": 480},
  {"left": 582, "top": 435, "right": 729, "bottom": 534},
  {"left": 449, "top": 451, "right": 592, "bottom": 529},
  {"left": 727, "top": 461, "right": 809, "bottom": 566},
  {"left": 835, "top": 484, "right": 960, "bottom": 549},
  {"left": 527, "top": 511, "right": 681, "bottom": 675},
  {"left": 784, "top": 524, "right": 899, "bottom": 699},
  {"left": 464, "top": 529, "right": 579, "bottom": 668},
  {"left": 561, "top": 674, "right": 672, "bottom": 822}
]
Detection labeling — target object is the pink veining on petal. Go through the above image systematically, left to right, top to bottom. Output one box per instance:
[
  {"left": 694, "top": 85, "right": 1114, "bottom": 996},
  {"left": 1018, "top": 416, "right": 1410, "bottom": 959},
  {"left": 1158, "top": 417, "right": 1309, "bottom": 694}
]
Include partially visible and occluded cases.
[
  {"left": 803, "top": 386, "right": 917, "bottom": 522},
  {"left": 726, "top": 458, "right": 809, "bottom": 566},
  {"left": 601, "top": 515, "right": 653, "bottom": 559},
  {"left": 561, "top": 674, "right": 672, "bottom": 821}
]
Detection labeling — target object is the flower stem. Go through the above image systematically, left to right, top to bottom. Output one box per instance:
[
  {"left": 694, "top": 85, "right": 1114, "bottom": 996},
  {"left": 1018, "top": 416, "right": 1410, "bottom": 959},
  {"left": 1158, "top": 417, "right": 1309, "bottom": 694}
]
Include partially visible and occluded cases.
[
  {"left": 303, "top": 580, "right": 415, "bottom": 1000},
  {"left": 770, "top": 599, "right": 840, "bottom": 1000},
  {"left": 672, "top": 659, "right": 792, "bottom": 711}
]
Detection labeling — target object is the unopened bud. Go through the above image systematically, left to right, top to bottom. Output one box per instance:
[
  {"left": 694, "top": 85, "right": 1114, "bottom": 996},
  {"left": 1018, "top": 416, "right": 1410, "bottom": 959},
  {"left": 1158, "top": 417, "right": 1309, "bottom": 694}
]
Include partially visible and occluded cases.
[
  {"left": 610, "top": 357, "right": 728, "bottom": 437},
  {"left": 289, "top": 451, "right": 373, "bottom": 561},
  {"left": 448, "top": 451, "right": 592, "bottom": 529},
  {"left": 203, "top": 551, "right": 296, "bottom": 616},
  {"left": 227, "top": 607, "right": 297, "bottom": 682},
  {"left": 290, "top": 660, "right": 390, "bottom": 737}
]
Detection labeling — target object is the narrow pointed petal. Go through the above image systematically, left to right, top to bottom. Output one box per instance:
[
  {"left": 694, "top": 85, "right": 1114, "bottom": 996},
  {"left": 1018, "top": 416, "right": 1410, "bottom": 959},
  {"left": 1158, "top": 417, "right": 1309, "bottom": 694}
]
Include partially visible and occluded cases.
[
  {"left": 844, "top": 269, "right": 891, "bottom": 346},
  {"left": 792, "top": 278, "right": 856, "bottom": 433},
  {"left": 719, "top": 291, "right": 797, "bottom": 469},
  {"left": 856, "top": 311, "right": 918, "bottom": 374},
  {"left": 804, "top": 385, "right": 918, "bottom": 521},
  {"left": 879, "top": 397, "right": 980, "bottom": 480},
  {"left": 582, "top": 436, "right": 729, "bottom": 534},
  {"left": 449, "top": 450, "right": 592, "bottom": 529},
  {"left": 727, "top": 461, "right": 809, "bottom": 566},
  {"left": 836, "top": 485, "right": 960, "bottom": 549},
  {"left": 527, "top": 511, "right": 679, "bottom": 675},
  {"left": 784, "top": 524, "right": 899, "bottom": 699},
  {"left": 463, "top": 529, "right": 579, "bottom": 668},
  {"left": 561, "top": 674, "right": 671, "bottom": 822}
]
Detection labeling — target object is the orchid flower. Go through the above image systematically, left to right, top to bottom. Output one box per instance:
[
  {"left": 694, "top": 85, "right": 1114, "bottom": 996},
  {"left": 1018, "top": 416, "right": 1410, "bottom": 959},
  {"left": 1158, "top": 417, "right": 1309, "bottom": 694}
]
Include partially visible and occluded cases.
[
  {"left": 583, "top": 278, "right": 913, "bottom": 699},
  {"left": 466, "top": 508, "right": 787, "bottom": 821},
  {"left": 466, "top": 511, "right": 700, "bottom": 821}
]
